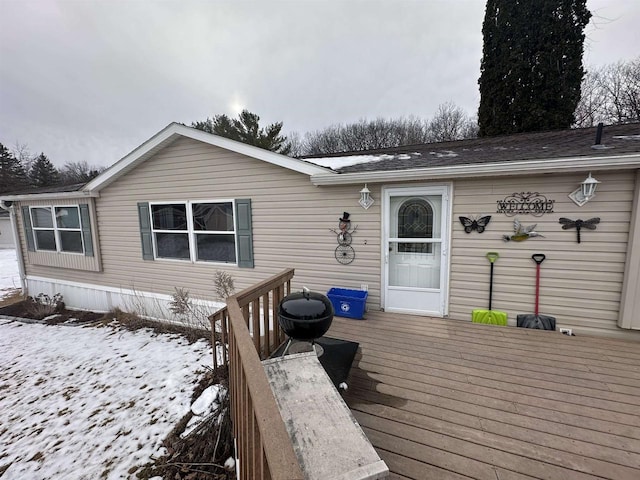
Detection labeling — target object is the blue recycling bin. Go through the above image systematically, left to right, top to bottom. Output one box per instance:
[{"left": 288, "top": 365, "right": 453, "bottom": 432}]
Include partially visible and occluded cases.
[{"left": 327, "top": 288, "right": 368, "bottom": 319}]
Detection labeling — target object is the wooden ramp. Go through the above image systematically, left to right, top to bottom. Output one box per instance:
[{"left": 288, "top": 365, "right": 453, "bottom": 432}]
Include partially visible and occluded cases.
[{"left": 327, "top": 311, "right": 640, "bottom": 480}]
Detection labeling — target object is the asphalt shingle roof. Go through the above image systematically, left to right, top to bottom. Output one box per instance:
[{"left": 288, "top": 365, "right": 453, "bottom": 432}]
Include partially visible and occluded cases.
[
  {"left": 302, "top": 123, "right": 640, "bottom": 174},
  {"left": 0, "top": 183, "right": 86, "bottom": 197}
]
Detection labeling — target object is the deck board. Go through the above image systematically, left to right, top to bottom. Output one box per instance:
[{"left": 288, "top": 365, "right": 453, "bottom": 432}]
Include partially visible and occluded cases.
[{"left": 327, "top": 311, "right": 640, "bottom": 480}]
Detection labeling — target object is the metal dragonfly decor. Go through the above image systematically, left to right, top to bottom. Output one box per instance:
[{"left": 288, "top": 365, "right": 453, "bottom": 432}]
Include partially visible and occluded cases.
[{"left": 558, "top": 217, "right": 600, "bottom": 243}]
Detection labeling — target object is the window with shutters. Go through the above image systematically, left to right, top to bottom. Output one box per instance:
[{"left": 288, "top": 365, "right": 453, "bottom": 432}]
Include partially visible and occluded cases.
[
  {"left": 149, "top": 200, "right": 237, "bottom": 263},
  {"left": 29, "top": 206, "right": 85, "bottom": 254}
]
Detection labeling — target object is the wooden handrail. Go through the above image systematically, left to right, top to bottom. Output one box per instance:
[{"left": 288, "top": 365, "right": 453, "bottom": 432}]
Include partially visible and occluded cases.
[
  {"left": 209, "top": 268, "right": 302, "bottom": 479},
  {"left": 209, "top": 268, "right": 293, "bottom": 368},
  {"left": 234, "top": 268, "right": 294, "bottom": 305},
  {"left": 226, "top": 297, "right": 303, "bottom": 479}
]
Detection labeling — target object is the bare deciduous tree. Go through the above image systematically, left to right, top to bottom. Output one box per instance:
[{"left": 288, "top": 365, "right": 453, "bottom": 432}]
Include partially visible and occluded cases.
[
  {"left": 574, "top": 57, "right": 640, "bottom": 127},
  {"left": 573, "top": 68, "right": 604, "bottom": 127},
  {"left": 427, "top": 102, "right": 478, "bottom": 142},
  {"left": 296, "top": 106, "right": 477, "bottom": 156},
  {"left": 285, "top": 131, "right": 305, "bottom": 158},
  {"left": 11, "top": 142, "right": 36, "bottom": 173},
  {"left": 59, "top": 161, "right": 105, "bottom": 185}
]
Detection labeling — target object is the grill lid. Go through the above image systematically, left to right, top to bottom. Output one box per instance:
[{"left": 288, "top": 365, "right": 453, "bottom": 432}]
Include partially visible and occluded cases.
[{"left": 279, "top": 289, "right": 333, "bottom": 321}]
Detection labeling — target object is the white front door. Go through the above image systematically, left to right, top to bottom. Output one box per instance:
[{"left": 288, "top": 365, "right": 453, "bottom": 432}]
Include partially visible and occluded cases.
[{"left": 383, "top": 185, "right": 450, "bottom": 315}]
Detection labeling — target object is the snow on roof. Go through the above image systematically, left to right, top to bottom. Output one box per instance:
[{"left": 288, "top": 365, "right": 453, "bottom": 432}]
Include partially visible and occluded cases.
[
  {"left": 612, "top": 135, "right": 640, "bottom": 140},
  {"left": 430, "top": 150, "right": 458, "bottom": 158},
  {"left": 304, "top": 152, "right": 421, "bottom": 170}
]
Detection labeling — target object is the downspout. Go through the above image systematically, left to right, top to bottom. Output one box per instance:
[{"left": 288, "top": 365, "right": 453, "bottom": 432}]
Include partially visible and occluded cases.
[
  {"left": 618, "top": 169, "right": 640, "bottom": 329},
  {"left": 0, "top": 200, "right": 27, "bottom": 295}
]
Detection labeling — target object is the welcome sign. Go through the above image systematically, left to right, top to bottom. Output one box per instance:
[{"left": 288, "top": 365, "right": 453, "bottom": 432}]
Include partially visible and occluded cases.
[{"left": 496, "top": 192, "right": 555, "bottom": 217}]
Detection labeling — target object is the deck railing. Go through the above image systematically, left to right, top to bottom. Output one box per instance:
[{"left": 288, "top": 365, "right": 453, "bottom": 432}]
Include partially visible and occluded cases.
[{"left": 209, "top": 268, "right": 303, "bottom": 479}]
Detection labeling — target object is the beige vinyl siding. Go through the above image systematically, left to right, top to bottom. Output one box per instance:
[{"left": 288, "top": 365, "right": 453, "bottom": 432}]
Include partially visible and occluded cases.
[
  {"left": 17, "top": 135, "right": 639, "bottom": 338},
  {"left": 22, "top": 137, "right": 383, "bottom": 307},
  {"left": 448, "top": 171, "right": 636, "bottom": 336},
  {"left": 15, "top": 197, "right": 101, "bottom": 272}
]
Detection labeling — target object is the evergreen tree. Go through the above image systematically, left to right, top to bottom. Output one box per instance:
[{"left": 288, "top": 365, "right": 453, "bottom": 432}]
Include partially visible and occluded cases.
[
  {"left": 478, "top": 0, "right": 591, "bottom": 136},
  {"left": 192, "top": 110, "right": 291, "bottom": 154},
  {"left": 0, "top": 142, "right": 28, "bottom": 193},
  {"left": 29, "top": 153, "right": 60, "bottom": 188}
]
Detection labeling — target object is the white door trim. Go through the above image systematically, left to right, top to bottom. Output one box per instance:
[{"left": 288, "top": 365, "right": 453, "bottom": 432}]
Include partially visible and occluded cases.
[{"left": 381, "top": 183, "right": 452, "bottom": 316}]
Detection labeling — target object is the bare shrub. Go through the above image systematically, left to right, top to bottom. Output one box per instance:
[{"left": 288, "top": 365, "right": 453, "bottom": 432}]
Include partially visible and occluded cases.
[
  {"left": 213, "top": 271, "right": 235, "bottom": 301},
  {"left": 120, "top": 285, "right": 214, "bottom": 331},
  {"left": 168, "top": 287, "right": 213, "bottom": 331},
  {"left": 169, "top": 287, "right": 191, "bottom": 316},
  {"left": 25, "top": 293, "right": 64, "bottom": 319},
  {"left": 108, "top": 307, "right": 210, "bottom": 344}
]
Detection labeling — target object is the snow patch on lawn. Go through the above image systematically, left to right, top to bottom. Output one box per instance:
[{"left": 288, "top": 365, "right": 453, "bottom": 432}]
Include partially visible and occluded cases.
[
  {"left": 0, "top": 320, "right": 212, "bottom": 479},
  {"left": 181, "top": 385, "right": 226, "bottom": 439},
  {"left": 191, "top": 385, "right": 222, "bottom": 416}
]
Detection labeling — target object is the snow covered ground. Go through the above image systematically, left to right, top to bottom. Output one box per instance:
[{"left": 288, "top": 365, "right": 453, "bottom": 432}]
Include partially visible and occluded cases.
[
  {"left": 0, "top": 249, "right": 20, "bottom": 299},
  {"left": 0, "top": 319, "right": 214, "bottom": 479}
]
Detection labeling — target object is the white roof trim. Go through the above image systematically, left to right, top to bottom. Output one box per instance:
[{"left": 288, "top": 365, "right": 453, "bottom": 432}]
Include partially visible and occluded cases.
[
  {"left": 83, "top": 123, "right": 331, "bottom": 192},
  {"left": 310, "top": 153, "right": 640, "bottom": 185},
  {"left": 0, "top": 190, "right": 98, "bottom": 202}
]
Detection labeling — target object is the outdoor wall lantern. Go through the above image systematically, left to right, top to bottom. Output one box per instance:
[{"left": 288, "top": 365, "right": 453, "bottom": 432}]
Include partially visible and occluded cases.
[
  {"left": 569, "top": 173, "right": 600, "bottom": 206},
  {"left": 359, "top": 184, "right": 374, "bottom": 210}
]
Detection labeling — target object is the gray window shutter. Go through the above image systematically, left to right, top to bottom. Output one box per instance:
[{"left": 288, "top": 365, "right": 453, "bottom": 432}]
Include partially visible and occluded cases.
[
  {"left": 235, "top": 199, "right": 254, "bottom": 268},
  {"left": 137, "top": 202, "right": 154, "bottom": 260},
  {"left": 79, "top": 204, "right": 94, "bottom": 257},
  {"left": 21, "top": 206, "right": 36, "bottom": 252}
]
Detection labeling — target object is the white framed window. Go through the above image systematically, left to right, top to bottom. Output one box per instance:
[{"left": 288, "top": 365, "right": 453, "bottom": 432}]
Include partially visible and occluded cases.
[
  {"left": 397, "top": 198, "right": 435, "bottom": 254},
  {"left": 149, "top": 200, "right": 237, "bottom": 263},
  {"left": 30, "top": 206, "right": 84, "bottom": 254}
]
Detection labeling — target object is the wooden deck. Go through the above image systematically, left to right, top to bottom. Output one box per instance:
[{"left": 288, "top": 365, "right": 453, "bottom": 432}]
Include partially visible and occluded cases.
[{"left": 327, "top": 311, "right": 640, "bottom": 480}]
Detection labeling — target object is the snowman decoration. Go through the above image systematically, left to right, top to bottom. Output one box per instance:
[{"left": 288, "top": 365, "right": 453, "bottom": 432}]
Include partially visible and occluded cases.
[{"left": 333, "top": 212, "right": 356, "bottom": 264}]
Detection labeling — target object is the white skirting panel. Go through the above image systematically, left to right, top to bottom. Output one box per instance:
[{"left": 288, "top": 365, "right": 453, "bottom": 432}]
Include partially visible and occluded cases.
[{"left": 25, "top": 276, "right": 224, "bottom": 323}]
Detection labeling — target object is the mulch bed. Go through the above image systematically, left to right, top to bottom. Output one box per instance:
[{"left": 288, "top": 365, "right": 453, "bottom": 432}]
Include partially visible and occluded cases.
[{"left": 0, "top": 299, "right": 105, "bottom": 324}]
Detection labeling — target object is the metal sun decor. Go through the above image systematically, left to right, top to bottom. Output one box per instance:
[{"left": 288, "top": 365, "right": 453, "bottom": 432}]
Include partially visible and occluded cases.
[
  {"left": 459, "top": 215, "right": 492, "bottom": 233},
  {"left": 558, "top": 217, "right": 600, "bottom": 243}
]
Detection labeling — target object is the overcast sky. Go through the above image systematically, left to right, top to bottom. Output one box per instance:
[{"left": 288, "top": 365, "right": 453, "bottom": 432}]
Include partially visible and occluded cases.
[{"left": 1, "top": 0, "right": 639, "bottom": 169}]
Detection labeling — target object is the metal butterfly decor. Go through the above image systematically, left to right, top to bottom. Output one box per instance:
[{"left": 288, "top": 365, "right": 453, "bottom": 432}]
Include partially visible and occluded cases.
[
  {"left": 459, "top": 215, "right": 492, "bottom": 233},
  {"left": 558, "top": 217, "right": 600, "bottom": 243}
]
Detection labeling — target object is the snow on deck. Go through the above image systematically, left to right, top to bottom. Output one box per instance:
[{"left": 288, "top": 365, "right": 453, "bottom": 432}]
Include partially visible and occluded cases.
[{"left": 0, "top": 320, "right": 212, "bottom": 479}]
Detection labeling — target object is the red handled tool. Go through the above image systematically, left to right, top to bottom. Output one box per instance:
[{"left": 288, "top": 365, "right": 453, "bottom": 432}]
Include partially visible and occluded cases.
[{"left": 517, "top": 254, "right": 556, "bottom": 330}]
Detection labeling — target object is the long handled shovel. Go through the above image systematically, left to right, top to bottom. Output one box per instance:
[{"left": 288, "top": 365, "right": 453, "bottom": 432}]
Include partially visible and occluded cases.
[
  {"left": 472, "top": 252, "right": 507, "bottom": 325},
  {"left": 517, "top": 254, "right": 556, "bottom": 330}
]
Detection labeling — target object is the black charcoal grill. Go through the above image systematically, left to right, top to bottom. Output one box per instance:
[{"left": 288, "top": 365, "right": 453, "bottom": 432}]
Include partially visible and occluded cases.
[{"left": 278, "top": 287, "right": 334, "bottom": 356}]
